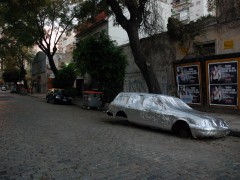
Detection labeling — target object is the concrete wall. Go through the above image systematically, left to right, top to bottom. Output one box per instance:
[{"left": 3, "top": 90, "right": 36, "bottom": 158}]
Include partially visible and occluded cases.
[
  {"left": 122, "top": 19, "right": 240, "bottom": 98},
  {"left": 176, "top": 20, "right": 240, "bottom": 60},
  {"left": 122, "top": 33, "right": 177, "bottom": 96}
]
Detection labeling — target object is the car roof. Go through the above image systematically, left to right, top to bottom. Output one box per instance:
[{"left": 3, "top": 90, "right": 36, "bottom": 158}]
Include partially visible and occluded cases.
[{"left": 117, "top": 92, "right": 176, "bottom": 99}]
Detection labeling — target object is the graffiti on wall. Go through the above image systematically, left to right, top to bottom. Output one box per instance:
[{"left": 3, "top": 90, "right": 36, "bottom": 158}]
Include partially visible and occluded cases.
[
  {"left": 124, "top": 77, "right": 172, "bottom": 95},
  {"left": 124, "top": 79, "right": 147, "bottom": 92}
]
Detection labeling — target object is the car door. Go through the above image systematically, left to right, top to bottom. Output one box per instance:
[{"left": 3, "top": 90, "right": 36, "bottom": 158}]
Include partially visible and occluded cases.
[
  {"left": 125, "top": 94, "right": 144, "bottom": 124},
  {"left": 141, "top": 96, "right": 168, "bottom": 128}
]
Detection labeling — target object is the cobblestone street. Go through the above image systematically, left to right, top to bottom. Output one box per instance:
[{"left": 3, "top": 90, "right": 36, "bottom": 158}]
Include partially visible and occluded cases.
[{"left": 0, "top": 92, "right": 240, "bottom": 179}]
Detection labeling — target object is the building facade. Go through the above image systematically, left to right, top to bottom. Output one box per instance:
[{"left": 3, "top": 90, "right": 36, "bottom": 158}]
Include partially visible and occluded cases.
[{"left": 122, "top": 18, "right": 240, "bottom": 112}]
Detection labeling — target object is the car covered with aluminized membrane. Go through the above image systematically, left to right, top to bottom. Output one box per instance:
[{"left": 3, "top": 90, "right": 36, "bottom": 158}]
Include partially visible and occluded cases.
[{"left": 107, "top": 93, "right": 230, "bottom": 138}]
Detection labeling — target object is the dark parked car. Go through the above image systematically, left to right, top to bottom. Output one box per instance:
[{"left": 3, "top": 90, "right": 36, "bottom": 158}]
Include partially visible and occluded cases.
[
  {"left": 1, "top": 86, "right": 6, "bottom": 91},
  {"left": 46, "top": 88, "right": 72, "bottom": 104},
  {"left": 107, "top": 92, "right": 230, "bottom": 138}
]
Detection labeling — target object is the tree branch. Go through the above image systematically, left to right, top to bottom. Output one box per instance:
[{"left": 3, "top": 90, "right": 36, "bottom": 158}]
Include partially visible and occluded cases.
[{"left": 106, "top": 0, "right": 129, "bottom": 29}]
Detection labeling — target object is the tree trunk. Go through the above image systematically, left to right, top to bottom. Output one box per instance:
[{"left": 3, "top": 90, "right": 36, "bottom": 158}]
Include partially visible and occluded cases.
[
  {"left": 106, "top": 0, "right": 162, "bottom": 94},
  {"left": 126, "top": 25, "right": 162, "bottom": 93},
  {"left": 46, "top": 54, "right": 58, "bottom": 77},
  {"left": 19, "top": 66, "right": 27, "bottom": 89}
]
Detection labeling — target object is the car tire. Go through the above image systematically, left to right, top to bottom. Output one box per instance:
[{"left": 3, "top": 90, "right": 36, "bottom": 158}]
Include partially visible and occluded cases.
[
  {"left": 47, "top": 98, "right": 49, "bottom": 103},
  {"left": 53, "top": 99, "right": 56, "bottom": 104},
  {"left": 178, "top": 124, "right": 191, "bottom": 138}
]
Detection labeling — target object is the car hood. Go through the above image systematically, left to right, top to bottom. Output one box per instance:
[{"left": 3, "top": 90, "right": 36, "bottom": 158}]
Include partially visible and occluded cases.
[{"left": 173, "top": 109, "right": 229, "bottom": 129}]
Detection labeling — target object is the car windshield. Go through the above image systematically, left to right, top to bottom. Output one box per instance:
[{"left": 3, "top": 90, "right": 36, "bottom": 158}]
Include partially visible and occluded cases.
[
  {"left": 53, "top": 89, "right": 64, "bottom": 95},
  {"left": 159, "top": 96, "right": 192, "bottom": 111}
]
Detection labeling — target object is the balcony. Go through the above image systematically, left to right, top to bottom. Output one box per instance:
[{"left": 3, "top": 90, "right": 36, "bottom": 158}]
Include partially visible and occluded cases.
[
  {"left": 171, "top": 0, "right": 191, "bottom": 8},
  {"left": 76, "top": 11, "right": 108, "bottom": 38}
]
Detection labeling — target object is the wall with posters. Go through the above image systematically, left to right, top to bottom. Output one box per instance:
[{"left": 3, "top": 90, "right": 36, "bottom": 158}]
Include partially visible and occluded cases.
[
  {"left": 174, "top": 55, "right": 240, "bottom": 112},
  {"left": 207, "top": 59, "right": 239, "bottom": 107},
  {"left": 176, "top": 63, "right": 201, "bottom": 105}
]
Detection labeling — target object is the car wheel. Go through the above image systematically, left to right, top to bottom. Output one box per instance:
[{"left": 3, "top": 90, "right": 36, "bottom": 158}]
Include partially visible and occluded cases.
[
  {"left": 47, "top": 98, "right": 49, "bottom": 103},
  {"left": 53, "top": 99, "right": 56, "bottom": 104},
  {"left": 172, "top": 121, "right": 191, "bottom": 138},
  {"left": 178, "top": 124, "right": 191, "bottom": 138}
]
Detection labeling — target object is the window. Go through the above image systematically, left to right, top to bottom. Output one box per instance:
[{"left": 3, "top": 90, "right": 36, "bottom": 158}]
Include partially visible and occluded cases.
[
  {"left": 194, "top": 41, "right": 215, "bottom": 56},
  {"left": 128, "top": 95, "right": 144, "bottom": 105},
  {"left": 143, "top": 96, "right": 163, "bottom": 110}
]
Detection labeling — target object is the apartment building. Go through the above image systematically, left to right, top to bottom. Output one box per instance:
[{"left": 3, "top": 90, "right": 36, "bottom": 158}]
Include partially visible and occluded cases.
[{"left": 171, "top": 0, "right": 213, "bottom": 23}]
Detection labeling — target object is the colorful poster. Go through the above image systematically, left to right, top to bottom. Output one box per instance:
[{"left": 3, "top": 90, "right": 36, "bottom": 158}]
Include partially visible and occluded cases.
[
  {"left": 209, "top": 61, "right": 238, "bottom": 84},
  {"left": 176, "top": 65, "right": 199, "bottom": 85},
  {"left": 178, "top": 85, "right": 201, "bottom": 104},
  {"left": 209, "top": 85, "right": 238, "bottom": 106}
]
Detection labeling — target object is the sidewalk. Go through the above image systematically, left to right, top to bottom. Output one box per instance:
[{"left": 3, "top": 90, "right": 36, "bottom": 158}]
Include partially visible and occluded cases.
[{"left": 28, "top": 93, "right": 240, "bottom": 138}]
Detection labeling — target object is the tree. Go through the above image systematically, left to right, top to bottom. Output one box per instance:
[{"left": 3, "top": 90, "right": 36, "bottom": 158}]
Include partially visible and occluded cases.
[
  {"left": 0, "top": 0, "right": 82, "bottom": 77},
  {"left": 78, "top": 0, "right": 162, "bottom": 93},
  {"left": 106, "top": 0, "right": 163, "bottom": 93},
  {"left": 207, "top": 0, "right": 240, "bottom": 21},
  {"left": 73, "top": 32, "right": 127, "bottom": 102},
  {"left": 0, "top": 37, "right": 34, "bottom": 88},
  {"left": 53, "top": 62, "right": 78, "bottom": 89},
  {"left": 2, "top": 68, "right": 23, "bottom": 84}
]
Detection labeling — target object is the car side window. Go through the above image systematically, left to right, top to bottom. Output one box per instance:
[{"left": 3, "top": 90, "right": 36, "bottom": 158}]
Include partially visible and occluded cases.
[
  {"left": 128, "top": 95, "right": 143, "bottom": 106},
  {"left": 143, "top": 96, "right": 164, "bottom": 110}
]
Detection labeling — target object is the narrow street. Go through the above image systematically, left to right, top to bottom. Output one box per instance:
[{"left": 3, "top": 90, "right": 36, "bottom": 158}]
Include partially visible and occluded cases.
[{"left": 0, "top": 92, "right": 240, "bottom": 179}]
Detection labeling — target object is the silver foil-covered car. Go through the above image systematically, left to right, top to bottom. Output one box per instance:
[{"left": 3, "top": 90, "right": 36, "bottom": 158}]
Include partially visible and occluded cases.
[{"left": 107, "top": 93, "right": 230, "bottom": 138}]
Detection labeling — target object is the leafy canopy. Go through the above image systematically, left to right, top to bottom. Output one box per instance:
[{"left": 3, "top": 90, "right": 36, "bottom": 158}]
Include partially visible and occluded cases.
[
  {"left": 1, "top": 0, "right": 83, "bottom": 76},
  {"left": 73, "top": 32, "right": 128, "bottom": 102},
  {"left": 53, "top": 62, "right": 78, "bottom": 89},
  {"left": 2, "top": 68, "right": 24, "bottom": 83}
]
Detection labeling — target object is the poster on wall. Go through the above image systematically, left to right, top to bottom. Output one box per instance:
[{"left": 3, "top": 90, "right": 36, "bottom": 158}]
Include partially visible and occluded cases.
[
  {"left": 208, "top": 61, "right": 238, "bottom": 84},
  {"left": 208, "top": 61, "right": 238, "bottom": 106},
  {"left": 176, "top": 64, "right": 201, "bottom": 104},
  {"left": 176, "top": 65, "right": 200, "bottom": 85},
  {"left": 209, "top": 84, "right": 238, "bottom": 106},
  {"left": 178, "top": 85, "right": 201, "bottom": 104}
]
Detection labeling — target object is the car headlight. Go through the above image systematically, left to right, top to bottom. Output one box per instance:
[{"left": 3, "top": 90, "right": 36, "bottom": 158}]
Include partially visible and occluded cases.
[{"left": 56, "top": 95, "right": 61, "bottom": 99}]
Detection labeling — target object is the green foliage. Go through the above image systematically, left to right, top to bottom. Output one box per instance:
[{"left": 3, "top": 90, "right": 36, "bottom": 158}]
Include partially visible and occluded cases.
[
  {"left": 0, "top": 0, "right": 83, "bottom": 77},
  {"left": 167, "top": 17, "right": 207, "bottom": 46},
  {"left": 167, "top": 17, "right": 184, "bottom": 41},
  {"left": 73, "top": 32, "right": 128, "bottom": 102},
  {"left": 0, "top": 36, "right": 34, "bottom": 88},
  {"left": 53, "top": 62, "right": 78, "bottom": 89},
  {"left": 2, "top": 68, "right": 23, "bottom": 83},
  {"left": 64, "top": 87, "right": 78, "bottom": 97}
]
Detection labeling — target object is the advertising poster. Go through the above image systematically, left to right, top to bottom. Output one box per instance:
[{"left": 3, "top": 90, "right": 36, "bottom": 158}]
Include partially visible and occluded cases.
[
  {"left": 208, "top": 61, "right": 238, "bottom": 106},
  {"left": 209, "top": 61, "right": 238, "bottom": 84},
  {"left": 176, "top": 64, "right": 201, "bottom": 104},
  {"left": 176, "top": 65, "right": 199, "bottom": 85},
  {"left": 209, "top": 84, "right": 238, "bottom": 106},
  {"left": 178, "top": 85, "right": 201, "bottom": 104}
]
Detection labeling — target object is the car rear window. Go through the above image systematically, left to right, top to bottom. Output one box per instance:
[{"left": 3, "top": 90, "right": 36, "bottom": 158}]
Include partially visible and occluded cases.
[{"left": 114, "top": 94, "right": 130, "bottom": 105}]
